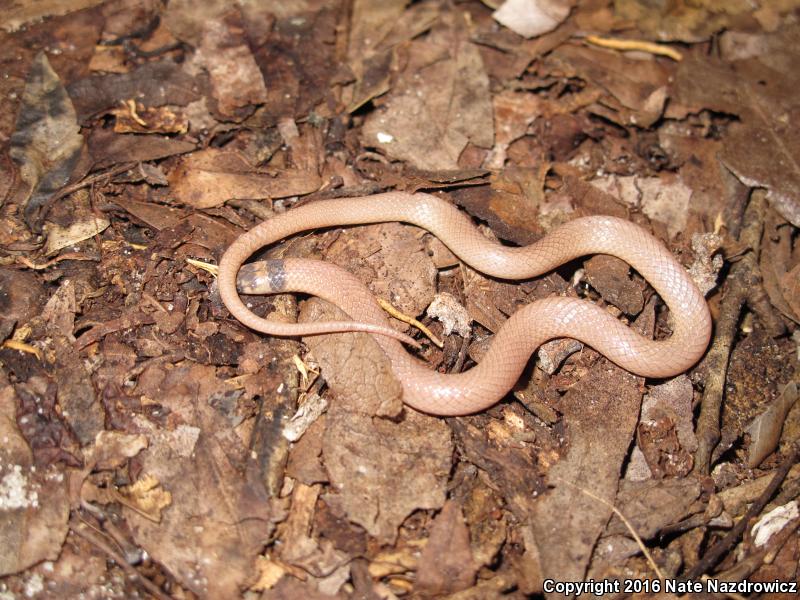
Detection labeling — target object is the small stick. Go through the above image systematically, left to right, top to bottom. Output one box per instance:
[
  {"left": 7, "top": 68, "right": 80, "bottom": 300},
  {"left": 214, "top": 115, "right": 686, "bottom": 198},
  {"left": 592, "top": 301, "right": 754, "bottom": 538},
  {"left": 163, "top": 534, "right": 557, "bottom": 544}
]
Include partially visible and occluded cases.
[
  {"left": 585, "top": 35, "right": 683, "bottom": 61},
  {"left": 684, "top": 443, "right": 798, "bottom": 580}
]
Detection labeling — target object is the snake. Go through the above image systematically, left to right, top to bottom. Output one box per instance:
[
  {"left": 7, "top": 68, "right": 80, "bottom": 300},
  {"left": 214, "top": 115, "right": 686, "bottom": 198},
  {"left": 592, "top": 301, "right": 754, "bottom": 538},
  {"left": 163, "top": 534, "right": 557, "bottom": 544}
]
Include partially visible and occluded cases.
[{"left": 217, "top": 192, "right": 712, "bottom": 416}]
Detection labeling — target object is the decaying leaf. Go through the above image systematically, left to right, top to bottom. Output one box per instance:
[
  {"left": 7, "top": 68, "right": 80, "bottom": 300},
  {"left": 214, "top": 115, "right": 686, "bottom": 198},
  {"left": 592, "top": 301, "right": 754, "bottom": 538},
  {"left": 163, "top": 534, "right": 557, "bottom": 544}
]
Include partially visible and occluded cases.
[
  {"left": 493, "top": 0, "right": 571, "bottom": 39},
  {"left": 191, "top": 8, "right": 267, "bottom": 119},
  {"left": 362, "top": 10, "right": 493, "bottom": 169},
  {"left": 9, "top": 52, "right": 85, "bottom": 230},
  {"left": 168, "top": 148, "right": 321, "bottom": 208},
  {"left": 43, "top": 215, "right": 109, "bottom": 256},
  {"left": 529, "top": 306, "right": 652, "bottom": 583},
  {"left": 123, "top": 364, "right": 273, "bottom": 597},
  {"left": 0, "top": 382, "right": 70, "bottom": 577},
  {"left": 745, "top": 382, "right": 799, "bottom": 468},
  {"left": 119, "top": 475, "right": 172, "bottom": 522},
  {"left": 415, "top": 500, "right": 478, "bottom": 595}
]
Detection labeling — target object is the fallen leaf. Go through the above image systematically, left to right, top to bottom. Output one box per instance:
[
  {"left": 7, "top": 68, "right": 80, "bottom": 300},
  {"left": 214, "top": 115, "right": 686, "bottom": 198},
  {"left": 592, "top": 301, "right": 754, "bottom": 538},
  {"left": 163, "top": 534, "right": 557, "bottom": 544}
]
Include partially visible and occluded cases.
[
  {"left": 1, "top": 0, "right": 104, "bottom": 33},
  {"left": 347, "top": 0, "right": 439, "bottom": 111},
  {"left": 493, "top": 0, "right": 571, "bottom": 39},
  {"left": 191, "top": 8, "right": 267, "bottom": 119},
  {"left": 362, "top": 9, "right": 493, "bottom": 169},
  {"left": 9, "top": 52, "right": 85, "bottom": 230},
  {"left": 67, "top": 59, "right": 200, "bottom": 123},
  {"left": 88, "top": 128, "right": 195, "bottom": 170},
  {"left": 168, "top": 147, "right": 321, "bottom": 208},
  {"left": 44, "top": 214, "right": 109, "bottom": 256},
  {"left": 584, "top": 255, "right": 645, "bottom": 316},
  {"left": 300, "top": 299, "right": 452, "bottom": 543},
  {"left": 528, "top": 304, "right": 652, "bottom": 583},
  {"left": 124, "top": 364, "right": 273, "bottom": 598},
  {"left": 0, "top": 381, "right": 70, "bottom": 577},
  {"left": 745, "top": 382, "right": 799, "bottom": 468},
  {"left": 605, "top": 478, "right": 703, "bottom": 540},
  {"left": 415, "top": 500, "right": 478, "bottom": 595}
]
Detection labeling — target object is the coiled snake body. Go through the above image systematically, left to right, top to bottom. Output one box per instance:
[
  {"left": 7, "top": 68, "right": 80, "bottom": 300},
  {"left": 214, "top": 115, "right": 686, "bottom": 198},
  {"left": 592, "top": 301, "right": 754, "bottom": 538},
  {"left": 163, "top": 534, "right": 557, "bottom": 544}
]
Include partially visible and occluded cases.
[{"left": 218, "top": 192, "right": 711, "bottom": 416}]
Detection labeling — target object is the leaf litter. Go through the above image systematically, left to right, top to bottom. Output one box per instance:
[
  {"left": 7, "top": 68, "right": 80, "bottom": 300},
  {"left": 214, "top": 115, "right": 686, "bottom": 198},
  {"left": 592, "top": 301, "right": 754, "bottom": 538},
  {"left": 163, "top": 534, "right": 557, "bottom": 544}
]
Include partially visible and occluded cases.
[{"left": 0, "top": 1, "right": 799, "bottom": 598}]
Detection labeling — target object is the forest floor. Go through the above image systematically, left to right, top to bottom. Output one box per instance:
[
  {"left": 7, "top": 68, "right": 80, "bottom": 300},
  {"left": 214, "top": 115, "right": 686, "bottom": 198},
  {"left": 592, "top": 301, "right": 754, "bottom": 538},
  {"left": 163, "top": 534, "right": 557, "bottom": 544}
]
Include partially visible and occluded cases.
[{"left": 0, "top": 1, "right": 798, "bottom": 599}]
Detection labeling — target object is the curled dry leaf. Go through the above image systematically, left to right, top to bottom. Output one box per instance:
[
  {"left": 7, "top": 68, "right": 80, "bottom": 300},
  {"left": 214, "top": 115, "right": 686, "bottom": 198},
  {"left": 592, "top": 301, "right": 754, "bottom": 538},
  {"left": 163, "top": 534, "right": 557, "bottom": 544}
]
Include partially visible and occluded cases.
[
  {"left": 493, "top": 0, "right": 571, "bottom": 39},
  {"left": 44, "top": 215, "right": 109, "bottom": 256},
  {"left": 426, "top": 292, "right": 471, "bottom": 337},
  {"left": 745, "top": 382, "right": 799, "bottom": 468}
]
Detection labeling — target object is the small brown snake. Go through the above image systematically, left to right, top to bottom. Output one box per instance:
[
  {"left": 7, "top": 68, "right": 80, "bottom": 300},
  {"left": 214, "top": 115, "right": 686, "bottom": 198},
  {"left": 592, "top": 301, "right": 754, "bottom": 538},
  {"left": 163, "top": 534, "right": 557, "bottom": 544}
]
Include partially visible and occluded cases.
[{"left": 218, "top": 192, "right": 712, "bottom": 416}]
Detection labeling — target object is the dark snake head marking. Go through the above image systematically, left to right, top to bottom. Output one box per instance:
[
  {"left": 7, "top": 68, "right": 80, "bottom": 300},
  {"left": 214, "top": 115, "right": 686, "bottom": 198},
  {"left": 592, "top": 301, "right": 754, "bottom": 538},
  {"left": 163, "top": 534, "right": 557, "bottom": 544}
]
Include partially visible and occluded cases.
[{"left": 236, "top": 259, "right": 287, "bottom": 294}]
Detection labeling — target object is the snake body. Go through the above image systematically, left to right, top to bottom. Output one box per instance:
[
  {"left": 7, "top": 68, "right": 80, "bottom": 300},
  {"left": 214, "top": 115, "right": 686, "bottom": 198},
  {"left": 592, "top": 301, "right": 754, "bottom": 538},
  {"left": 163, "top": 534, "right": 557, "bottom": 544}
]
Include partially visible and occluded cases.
[{"left": 218, "top": 192, "right": 711, "bottom": 416}]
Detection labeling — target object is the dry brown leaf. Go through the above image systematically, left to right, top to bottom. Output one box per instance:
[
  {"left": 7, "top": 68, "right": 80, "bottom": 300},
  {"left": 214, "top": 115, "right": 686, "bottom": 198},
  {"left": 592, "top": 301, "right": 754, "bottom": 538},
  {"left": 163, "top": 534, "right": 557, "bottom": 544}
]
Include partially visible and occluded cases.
[
  {"left": 1, "top": 0, "right": 104, "bottom": 32},
  {"left": 347, "top": 0, "right": 439, "bottom": 111},
  {"left": 191, "top": 8, "right": 267, "bottom": 119},
  {"left": 362, "top": 10, "right": 492, "bottom": 169},
  {"left": 545, "top": 43, "right": 671, "bottom": 127},
  {"left": 9, "top": 52, "right": 86, "bottom": 230},
  {"left": 67, "top": 59, "right": 200, "bottom": 124},
  {"left": 88, "top": 128, "right": 196, "bottom": 170},
  {"left": 168, "top": 147, "right": 321, "bottom": 208},
  {"left": 321, "top": 223, "right": 437, "bottom": 323},
  {"left": 584, "top": 255, "right": 645, "bottom": 316},
  {"left": 779, "top": 264, "right": 800, "bottom": 319},
  {"left": 0, "top": 269, "right": 46, "bottom": 341},
  {"left": 300, "top": 299, "right": 452, "bottom": 543},
  {"left": 528, "top": 305, "right": 652, "bottom": 583},
  {"left": 124, "top": 363, "right": 273, "bottom": 597},
  {"left": 627, "top": 376, "right": 697, "bottom": 481},
  {"left": 0, "top": 382, "right": 70, "bottom": 577},
  {"left": 745, "top": 382, "right": 799, "bottom": 468},
  {"left": 87, "top": 431, "right": 148, "bottom": 471},
  {"left": 606, "top": 478, "right": 703, "bottom": 540},
  {"left": 277, "top": 482, "right": 349, "bottom": 583},
  {"left": 415, "top": 500, "right": 478, "bottom": 595}
]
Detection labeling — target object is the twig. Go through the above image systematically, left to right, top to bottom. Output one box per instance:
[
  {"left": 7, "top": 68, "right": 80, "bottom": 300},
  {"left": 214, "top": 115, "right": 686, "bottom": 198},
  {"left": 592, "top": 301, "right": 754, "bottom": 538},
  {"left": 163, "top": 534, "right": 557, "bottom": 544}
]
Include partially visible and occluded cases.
[
  {"left": 584, "top": 35, "right": 683, "bottom": 61},
  {"left": 50, "top": 163, "right": 136, "bottom": 204},
  {"left": 694, "top": 191, "right": 767, "bottom": 474},
  {"left": 378, "top": 298, "right": 441, "bottom": 348},
  {"left": 452, "top": 331, "right": 471, "bottom": 373},
  {"left": 684, "top": 442, "right": 798, "bottom": 580},
  {"left": 702, "top": 517, "right": 800, "bottom": 599},
  {"left": 69, "top": 518, "right": 175, "bottom": 600}
]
